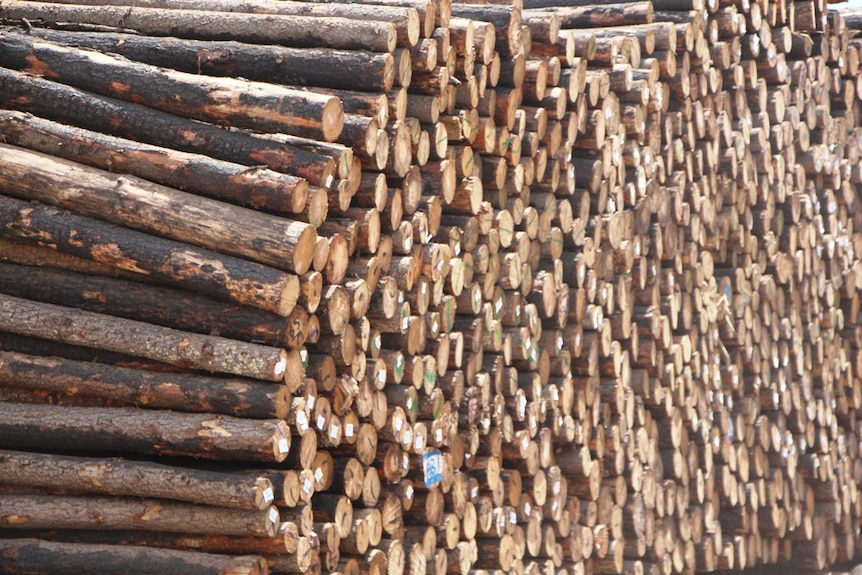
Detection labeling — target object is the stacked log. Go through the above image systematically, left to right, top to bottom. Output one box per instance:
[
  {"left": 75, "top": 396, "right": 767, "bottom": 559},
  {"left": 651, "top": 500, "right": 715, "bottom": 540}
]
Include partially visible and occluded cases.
[{"left": 1, "top": 0, "right": 862, "bottom": 574}]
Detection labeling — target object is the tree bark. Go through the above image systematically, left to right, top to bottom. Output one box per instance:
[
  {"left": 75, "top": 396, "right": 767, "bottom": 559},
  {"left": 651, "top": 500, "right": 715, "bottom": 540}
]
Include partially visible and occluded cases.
[
  {"left": 27, "top": 0, "right": 421, "bottom": 47},
  {"left": 0, "top": 1, "right": 399, "bottom": 53},
  {"left": 29, "top": 27, "right": 397, "bottom": 92},
  {"left": 0, "top": 30, "right": 344, "bottom": 142},
  {"left": 0, "top": 68, "right": 338, "bottom": 187},
  {"left": 0, "top": 109, "right": 308, "bottom": 216},
  {"left": 0, "top": 143, "right": 317, "bottom": 275},
  {"left": 0, "top": 195, "right": 300, "bottom": 317},
  {"left": 0, "top": 262, "right": 306, "bottom": 349},
  {"left": 0, "top": 293, "right": 291, "bottom": 382},
  {"left": 0, "top": 349, "right": 293, "bottom": 420},
  {"left": 0, "top": 403, "right": 292, "bottom": 462},
  {"left": 0, "top": 450, "right": 275, "bottom": 510},
  {"left": 0, "top": 495, "right": 280, "bottom": 537},
  {"left": 0, "top": 539, "right": 267, "bottom": 575}
]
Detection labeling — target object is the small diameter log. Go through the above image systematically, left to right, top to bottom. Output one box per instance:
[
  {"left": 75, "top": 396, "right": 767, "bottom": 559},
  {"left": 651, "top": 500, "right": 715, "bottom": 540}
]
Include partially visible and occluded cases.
[
  {"left": 0, "top": 2, "right": 399, "bottom": 53},
  {"left": 547, "top": 2, "right": 655, "bottom": 28},
  {"left": 29, "top": 28, "right": 397, "bottom": 92},
  {"left": 0, "top": 31, "right": 343, "bottom": 142},
  {"left": 0, "top": 68, "right": 338, "bottom": 188},
  {"left": 0, "top": 109, "right": 308, "bottom": 216},
  {"left": 0, "top": 143, "right": 317, "bottom": 275},
  {"left": 0, "top": 195, "right": 299, "bottom": 317},
  {"left": 0, "top": 293, "right": 290, "bottom": 382},
  {"left": 0, "top": 350, "right": 294, "bottom": 420},
  {"left": 0, "top": 403, "right": 292, "bottom": 463},
  {"left": 0, "top": 450, "right": 275, "bottom": 510},
  {"left": 0, "top": 495, "right": 280, "bottom": 537},
  {"left": 0, "top": 539, "right": 267, "bottom": 575}
]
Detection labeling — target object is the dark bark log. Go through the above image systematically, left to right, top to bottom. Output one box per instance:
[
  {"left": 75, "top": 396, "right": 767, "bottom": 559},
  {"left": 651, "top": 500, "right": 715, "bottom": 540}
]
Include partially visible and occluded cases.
[
  {"left": 26, "top": 0, "right": 421, "bottom": 47},
  {"left": 0, "top": 1, "right": 399, "bottom": 53},
  {"left": 549, "top": 2, "right": 655, "bottom": 28},
  {"left": 28, "top": 28, "right": 396, "bottom": 92},
  {"left": 0, "top": 30, "right": 344, "bottom": 142},
  {"left": 0, "top": 67, "right": 338, "bottom": 187},
  {"left": 0, "top": 109, "right": 308, "bottom": 216},
  {"left": 0, "top": 143, "right": 317, "bottom": 275},
  {"left": 0, "top": 195, "right": 300, "bottom": 317},
  {"left": 0, "top": 263, "right": 305, "bottom": 349},
  {"left": 0, "top": 293, "right": 292, "bottom": 381},
  {"left": 0, "top": 349, "right": 292, "bottom": 419},
  {"left": 0, "top": 402, "right": 292, "bottom": 462},
  {"left": 0, "top": 449, "right": 275, "bottom": 510},
  {"left": 0, "top": 495, "right": 279, "bottom": 537},
  {"left": 0, "top": 530, "right": 291, "bottom": 560},
  {"left": 0, "top": 539, "right": 267, "bottom": 575}
]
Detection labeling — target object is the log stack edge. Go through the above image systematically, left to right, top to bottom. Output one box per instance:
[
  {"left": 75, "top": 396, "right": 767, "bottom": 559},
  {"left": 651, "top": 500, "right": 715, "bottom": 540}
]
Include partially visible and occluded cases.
[{"left": 1, "top": 0, "right": 862, "bottom": 573}]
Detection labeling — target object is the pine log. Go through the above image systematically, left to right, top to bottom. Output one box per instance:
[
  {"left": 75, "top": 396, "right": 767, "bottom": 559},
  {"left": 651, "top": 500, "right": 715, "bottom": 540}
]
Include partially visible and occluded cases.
[
  {"left": 27, "top": 0, "right": 421, "bottom": 47},
  {"left": 0, "top": 2, "right": 399, "bottom": 53},
  {"left": 542, "top": 2, "right": 655, "bottom": 28},
  {"left": 28, "top": 27, "right": 397, "bottom": 92},
  {"left": 0, "top": 30, "right": 344, "bottom": 142},
  {"left": 0, "top": 68, "right": 338, "bottom": 187},
  {"left": 0, "top": 109, "right": 308, "bottom": 216},
  {"left": 0, "top": 143, "right": 317, "bottom": 275},
  {"left": 0, "top": 195, "right": 300, "bottom": 317},
  {"left": 0, "top": 263, "right": 308, "bottom": 350},
  {"left": 0, "top": 293, "right": 291, "bottom": 382},
  {"left": 0, "top": 350, "right": 293, "bottom": 419},
  {"left": 0, "top": 403, "right": 292, "bottom": 462},
  {"left": 0, "top": 450, "right": 275, "bottom": 510},
  {"left": 0, "top": 495, "right": 280, "bottom": 537},
  {"left": 0, "top": 539, "right": 267, "bottom": 575}
]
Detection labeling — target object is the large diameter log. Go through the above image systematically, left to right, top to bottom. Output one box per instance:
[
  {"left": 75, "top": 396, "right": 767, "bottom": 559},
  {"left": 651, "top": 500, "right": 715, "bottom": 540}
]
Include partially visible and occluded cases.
[
  {"left": 30, "top": 0, "right": 421, "bottom": 47},
  {"left": 0, "top": 2, "right": 399, "bottom": 53},
  {"left": 28, "top": 29, "right": 396, "bottom": 92},
  {"left": 0, "top": 31, "right": 344, "bottom": 142},
  {"left": 0, "top": 67, "right": 338, "bottom": 188},
  {"left": 0, "top": 109, "right": 308, "bottom": 216},
  {"left": 0, "top": 143, "right": 317, "bottom": 275},
  {"left": 0, "top": 195, "right": 299, "bottom": 317},
  {"left": 0, "top": 263, "right": 306, "bottom": 350},
  {"left": 0, "top": 293, "right": 291, "bottom": 382},
  {"left": 0, "top": 350, "right": 294, "bottom": 420},
  {"left": 0, "top": 403, "right": 292, "bottom": 462},
  {"left": 0, "top": 450, "right": 275, "bottom": 511},
  {"left": 0, "top": 495, "right": 280, "bottom": 537},
  {"left": 0, "top": 539, "right": 267, "bottom": 575}
]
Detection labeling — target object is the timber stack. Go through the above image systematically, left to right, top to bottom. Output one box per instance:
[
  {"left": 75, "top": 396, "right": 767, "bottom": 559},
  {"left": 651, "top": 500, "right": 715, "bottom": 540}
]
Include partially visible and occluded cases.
[{"left": 1, "top": 0, "right": 862, "bottom": 574}]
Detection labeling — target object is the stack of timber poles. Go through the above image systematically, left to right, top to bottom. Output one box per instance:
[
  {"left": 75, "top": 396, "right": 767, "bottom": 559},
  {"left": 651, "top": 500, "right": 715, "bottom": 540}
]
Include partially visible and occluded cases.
[{"left": 3, "top": 0, "right": 862, "bottom": 573}]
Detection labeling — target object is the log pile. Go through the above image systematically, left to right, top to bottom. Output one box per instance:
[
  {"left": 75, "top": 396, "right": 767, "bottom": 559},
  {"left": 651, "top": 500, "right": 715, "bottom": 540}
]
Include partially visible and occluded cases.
[{"left": 1, "top": 0, "right": 862, "bottom": 574}]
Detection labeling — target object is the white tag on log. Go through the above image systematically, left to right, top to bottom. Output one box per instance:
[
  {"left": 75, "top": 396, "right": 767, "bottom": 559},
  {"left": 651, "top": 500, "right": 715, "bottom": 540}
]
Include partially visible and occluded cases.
[{"left": 422, "top": 449, "right": 443, "bottom": 489}]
